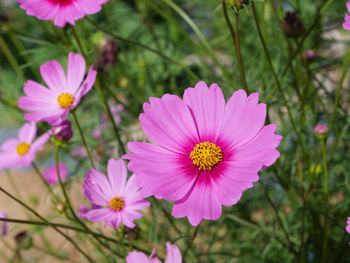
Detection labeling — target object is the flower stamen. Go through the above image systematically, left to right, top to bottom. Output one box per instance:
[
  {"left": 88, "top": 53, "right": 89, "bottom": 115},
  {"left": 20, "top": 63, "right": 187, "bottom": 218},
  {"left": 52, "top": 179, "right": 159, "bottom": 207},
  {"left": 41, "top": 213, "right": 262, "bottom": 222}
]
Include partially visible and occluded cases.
[
  {"left": 57, "top": 93, "right": 74, "bottom": 109},
  {"left": 16, "top": 142, "right": 30, "bottom": 156},
  {"left": 190, "top": 142, "right": 223, "bottom": 170},
  {"left": 109, "top": 196, "right": 124, "bottom": 211}
]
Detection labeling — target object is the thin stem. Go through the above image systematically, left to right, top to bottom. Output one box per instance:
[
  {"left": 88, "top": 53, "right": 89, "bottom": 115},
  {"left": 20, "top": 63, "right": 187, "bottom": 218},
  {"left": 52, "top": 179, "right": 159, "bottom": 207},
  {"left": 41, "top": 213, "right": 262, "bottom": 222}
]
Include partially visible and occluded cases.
[
  {"left": 222, "top": 2, "right": 249, "bottom": 92},
  {"left": 251, "top": 2, "right": 304, "bottom": 156},
  {"left": 85, "top": 17, "right": 199, "bottom": 80},
  {"left": 70, "top": 26, "right": 126, "bottom": 155},
  {"left": 72, "top": 110, "right": 95, "bottom": 168},
  {"left": 321, "top": 138, "right": 328, "bottom": 263},
  {"left": 32, "top": 162, "right": 60, "bottom": 203},
  {"left": 259, "top": 181, "right": 297, "bottom": 255},
  {"left": 0, "top": 187, "right": 94, "bottom": 263},
  {"left": 183, "top": 223, "right": 201, "bottom": 258}
]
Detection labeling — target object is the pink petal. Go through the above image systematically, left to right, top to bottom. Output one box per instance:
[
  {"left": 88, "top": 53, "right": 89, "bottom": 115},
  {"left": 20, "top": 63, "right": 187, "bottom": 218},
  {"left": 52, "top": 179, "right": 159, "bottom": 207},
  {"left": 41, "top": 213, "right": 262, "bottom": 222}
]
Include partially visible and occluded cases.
[
  {"left": 19, "top": 0, "right": 59, "bottom": 21},
  {"left": 75, "top": 0, "right": 104, "bottom": 14},
  {"left": 53, "top": 3, "right": 84, "bottom": 27},
  {"left": 67, "top": 52, "right": 86, "bottom": 94},
  {"left": 40, "top": 60, "right": 67, "bottom": 93},
  {"left": 71, "top": 65, "right": 97, "bottom": 107},
  {"left": 23, "top": 80, "right": 58, "bottom": 99},
  {"left": 183, "top": 81, "right": 225, "bottom": 141},
  {"left": 216, "top": 90, "right": 267, "bottom": 151},
  {"left": 139, "top": 94, "right": 199, "bottom": 154},
  {"left": 18, "top": 96, "right": 59, "bottom": 112},
  {"left": 23, "top": 109, "right": 68, "bottom": 126},
  {"left": 18, "top": 122, "right": 37, "bottom": 144},
  {"left": 233, "top": 124, "right": 282, "bottom": 167},
  {"left": 1, "top": 139, "right": 18, "bottom": 152},
  {"left": 125, "top": 142, "right": 198, "bottom": 201},
  {"left": 0, "top": 153, "right": 19, "bottom": 169},
  {"left": 107, "top": 158, "right": 127, "bottom": 194},
  {"left": 83, "top": 169, "right": 113, "bottom": 206},
  {"left": 172, "top": 172, "right": 222, "bottom": 226},
  {"left": 86, "top": 208, "right": 113, "bottom": 222},
  {"left": 165, "top": 242, "right": 182, "bottom": 263},
  {"left": 126, "top": 251, "right": 149, "bottom": 263}
]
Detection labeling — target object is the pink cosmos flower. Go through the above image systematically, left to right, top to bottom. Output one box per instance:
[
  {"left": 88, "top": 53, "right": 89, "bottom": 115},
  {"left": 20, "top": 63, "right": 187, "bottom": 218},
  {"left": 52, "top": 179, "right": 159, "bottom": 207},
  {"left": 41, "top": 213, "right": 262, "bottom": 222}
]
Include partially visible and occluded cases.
[
  {"left": 17, "top": 0, "right": 109, "bottom": 28},
  {"left": 343, "top": 1, "right": 350, "bottom": 31},
  {"left": 18, "top": 52, "right": 97, "bottom": 126},
  {"left": 124, "top": 81, "right": 282, "bottom": 226},
  {"left": 0, "top": 122, "right": 49, "bottom": 170},
  {"left": 83, "top": 158, "right": 150, "bottom": 228},
  {"left": 42, "top": 163, "right": 69, "bottom": 185},
  {"left": 0, "top": 211, "right": 8, "bottom": 237},
  {"left": 126, "top": 242, "right": 182, "bottom": 263}
]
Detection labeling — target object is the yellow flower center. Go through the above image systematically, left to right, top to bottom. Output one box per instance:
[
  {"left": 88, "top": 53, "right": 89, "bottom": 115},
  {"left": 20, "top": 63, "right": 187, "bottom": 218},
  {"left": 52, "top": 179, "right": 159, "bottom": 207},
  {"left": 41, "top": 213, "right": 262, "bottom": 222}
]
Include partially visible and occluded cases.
[
  {"left": 57, "top": 93, "right": 74, "bottom": 109},
  {"left": 16, "top": 142, "right": 30, "bottom": 156},
  {"left": 190, "top": 142, "right": 223, "bottom": 170},
  {"left": 109, "top": 196, "right": 125, "bottom": 211}
]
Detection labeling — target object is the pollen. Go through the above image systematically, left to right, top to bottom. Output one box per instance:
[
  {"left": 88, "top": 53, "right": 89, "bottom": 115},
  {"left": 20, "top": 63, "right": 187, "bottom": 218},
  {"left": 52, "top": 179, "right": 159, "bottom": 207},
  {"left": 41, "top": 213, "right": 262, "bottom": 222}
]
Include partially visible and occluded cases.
[
  {"left": 57, "top": 93, "right": 74, "bottom": 109},
  {"left": 16, "top": 142, "right": 30, "bottom": 156},
  {"left": 190, "top": 142, "right": 223, "bottom": 170},
  {"left": 109, "top": 196, "right": 125, "bottom": 211}
]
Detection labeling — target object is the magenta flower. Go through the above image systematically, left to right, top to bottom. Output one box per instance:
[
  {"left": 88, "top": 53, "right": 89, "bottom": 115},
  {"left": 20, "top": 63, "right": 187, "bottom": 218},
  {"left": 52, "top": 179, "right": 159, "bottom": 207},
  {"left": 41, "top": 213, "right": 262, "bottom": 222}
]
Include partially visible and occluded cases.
[
  {"left": 17, "top": 0, "right": 109, "bottom": 28},
  {"left": 343, "top": 1, "right": 350, "bottom": 31},
  {"left": 18, "top": 52, "right": 97, "bottom": 126},
  {"left": 124, "top": 81, "right": 282, "bottom": 226},
  {"left": 0, "top": 122, "right": 49, "bottom": 170},
  {"left": 314, "top": 124, "right": 328, "bottom": 135},
  {"left": 83, "top": 158, "right": 150, "bottom": 228},
  {"left": 42, "top": 163, "right": 69, "bottom": 185},
  {"left": 0, "top": 211, "right": 8, "bottom": 237},
  {"left": 346, "top": 217, "right": 350, "bottom": 234},
  {"left": 126, "top": 242, "right": 182, "bottom": 263}
]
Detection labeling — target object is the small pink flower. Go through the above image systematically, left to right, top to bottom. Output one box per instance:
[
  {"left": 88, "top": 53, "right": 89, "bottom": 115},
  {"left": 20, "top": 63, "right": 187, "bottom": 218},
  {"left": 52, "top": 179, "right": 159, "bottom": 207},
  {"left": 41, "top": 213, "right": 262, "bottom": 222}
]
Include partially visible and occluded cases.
[
  {"left": 17, "top": 0, "right": 109, "bottom": 28},
  {"left": 343, "top": 1, "right": 350, "bottom": 31},
  {"left": 18, "top": 52, "right": 97, "bottom": 126},
  {"left": 124, "top": 81, "right": 282, "bottom": 226},
  {"left": 0, "top": 122, "right": 49, "bottom": 170},
  {"left": 314, "top": 124, "right": 328, "bottom": 135},
  {"left": 83, "top": 158, "right": 150, "bottom": 228},
  {"left": 42, "top": 163, "right": 69, "bottom": 185},
  {"left": 0, "top": 211, "right": 8, "bottom": 237},
  {"left": 346, "top": 217, "right": 350, "bottom": 234},
  {"left": 126, "top": 242, "right": 182, "bottom": 263}
]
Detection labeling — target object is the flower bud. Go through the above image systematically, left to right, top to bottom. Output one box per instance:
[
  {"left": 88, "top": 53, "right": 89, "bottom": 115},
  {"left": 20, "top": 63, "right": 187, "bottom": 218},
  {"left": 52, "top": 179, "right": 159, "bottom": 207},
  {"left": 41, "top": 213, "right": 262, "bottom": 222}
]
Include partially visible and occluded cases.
[
  {"left": 226, "top": 0, "right": 250, "bottom": 10},
  {"left": 282, "top": 12, "right": 306, "bottom": 38},
  {"left": 95, "top": 38, "right": 119, "bottom": 72},
  {"left": 303, "top": 50, "right": 316, "bottom": 62},
  {"left": 51, "top": 120, "right": 73, "bottom": 142},
  {"left": 314, "top": 124, "right": 328, "bottom": 139},
  {"left": 55, "top": 202, "right": 66, "bottom": 214},
  {"left": 14, "top": 231, "right": 33, "bottom": 250}
]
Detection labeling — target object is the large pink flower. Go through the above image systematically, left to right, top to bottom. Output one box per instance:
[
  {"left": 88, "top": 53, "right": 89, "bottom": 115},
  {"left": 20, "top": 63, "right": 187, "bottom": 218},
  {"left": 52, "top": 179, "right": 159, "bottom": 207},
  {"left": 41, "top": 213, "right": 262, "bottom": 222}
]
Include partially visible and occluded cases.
[
  {"left": 17, "top": 0, "right": 109, "bottom": 28},
  {"left": 343, "top": 1, "right": 350, "bottom": 31},
  {"left": 18, "top": 52, "right": 97, "bottom": 126},
  {"left": 124, "top": 81, "right": 282, "bottom": 226},
  {"left": 0, "top": 122, "right": 49, "bottom": 170},
  {"left": 83, "top": 158, "right": 150, "bottom": 229},
  {"left": 126, "top": 242, "right": 182, "bottom": 263}
]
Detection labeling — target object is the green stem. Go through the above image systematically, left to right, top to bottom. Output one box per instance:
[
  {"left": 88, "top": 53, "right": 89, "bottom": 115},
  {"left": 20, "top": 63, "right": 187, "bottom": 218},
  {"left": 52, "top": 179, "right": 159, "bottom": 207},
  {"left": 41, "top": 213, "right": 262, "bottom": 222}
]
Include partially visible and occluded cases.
[
  {"left": 222, "top": 2, "right": 249, "bottom": 92},
  {"left": 251, "top": 2, "right": 304, "bottom": 156},
  {"left": 85, "top": 17, "right": 199, "bottom": 80},
  {"left": 70, "top": 26, "right": 126, "bottom": 155},
  {"left": 0, "top": 35, "right": 23, "bottom": 79},
  {"left": 72, "top": 111, "right": 95, "bottom": 169},
  {"left": 321, "top": 138, "right": 328, "bottom": 263},
  {"left": 31, "top": 162, "right": 60, "bottom": 203},
  {"left": 0, "top": 187, "right": 94, "bottom": 263},
  {"left": 182, "top": 223, "right": 201, "bottom": 259}
]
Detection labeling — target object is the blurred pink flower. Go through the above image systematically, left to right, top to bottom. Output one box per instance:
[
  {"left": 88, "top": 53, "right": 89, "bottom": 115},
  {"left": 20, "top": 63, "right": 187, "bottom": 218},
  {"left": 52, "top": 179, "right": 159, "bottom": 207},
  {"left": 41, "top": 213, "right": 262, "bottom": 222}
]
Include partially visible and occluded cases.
[
  {"left": 17, "top": 0, "right": 109, "bottom": 28},
  {"left": 343, "top": 1, "right": 350, "bottom": 31},
  {"left": 18, "top": 52, "right": 97, "bottom": 126},
  {"left": 124, "top": 81, "right": 282, "bottom": 226},
  {"left": 51, "top": 120, "right": 73, "bottom": 142},
  {"left": 0, "top": 122, "right": 49, "bottom": 170},
  {"left": 314, "top": 124, "right": 328, "bottom": 135},
  {"left": 83, "top": 158, "right": 150, "bottom": 228},
  {"left": 43, "top": 163, "right": 69, "bottom": 185},
  {"left": 0, "top": 211, "right": 8, "bottom": 237},
  {"left": 346, "top": 217, "right": 350, "bottom": 234},
  {"left": 126, "top": 242, "right": 182, "bottom": 263}
]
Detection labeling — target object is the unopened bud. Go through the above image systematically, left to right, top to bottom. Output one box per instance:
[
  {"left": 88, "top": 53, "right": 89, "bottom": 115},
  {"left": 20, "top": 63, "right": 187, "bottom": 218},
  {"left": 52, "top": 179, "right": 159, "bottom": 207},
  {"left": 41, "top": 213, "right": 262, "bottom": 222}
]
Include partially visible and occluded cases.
[
  {"left": 282, "top": 12, "right": 306, "bottom": 38},
  {"left": 51, "top": 120, "right": 73, "bottom": 142}
]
